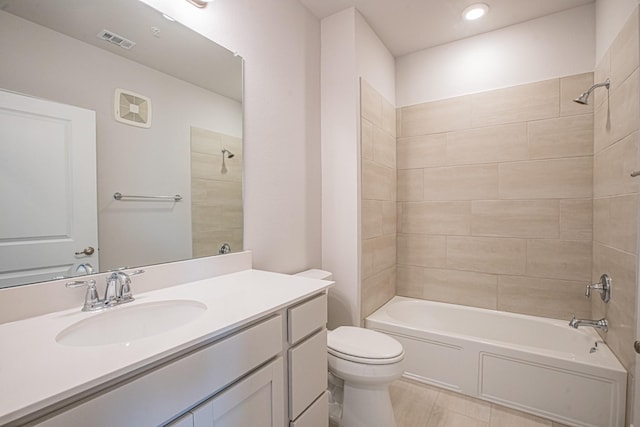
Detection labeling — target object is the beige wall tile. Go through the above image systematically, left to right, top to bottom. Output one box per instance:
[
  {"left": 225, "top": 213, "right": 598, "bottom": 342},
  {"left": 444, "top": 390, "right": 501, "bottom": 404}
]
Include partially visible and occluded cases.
[
  {"left": 610, "top": 7, "right": 639, "bottom": 90},
  {"left": 594, "top": 50, "right": 611, "bottom": 109},
  {"left": 609, "top": 68, "right": 640, "bottom": 145},
  {"left": 560, "top": 73, "right": 594, "bottom": 117},
  {"left": 361, "top": 79, "right": 382, "bottom": 126},
  {"left": 471, "top": 79, "right": 559, "bottom": 128},
  {"left": 399, "top": 95, "right": 472, "bottom": 137},
  {"left": 382, "top": 96, "right": 396, "bottom": 137},
  {"left": 593, "top": 99, "right": 611, "bottom": 153},
  {"left": 528, "top": 115, "right": 593, "bottom": 159},
  {"left": 361, "top": 118, "right": 374, "bottom": 161},
  {"left": 446, "top": 123, "right": 528, "bottom": 165},
  {"left": 373, "top": 127, "right": 396, "bottom": 168},
  {"left": 191, "top": 128, "right": 221, "bottom": 155},
  {"left": 593, "top": 131, "right": 640, "bottom": 197},
  {"left": 397, "top": 134, "right": 447, "bottom": 169},
  {"left": 498, "top": 157, "right": 592, "bottom": 199},
  {"left": 362, "top": 160, "right": 396, "bottom": 201},
  {"left": 423, "top": 164, "right": 499, "bottom": 201},
  {"left": 398, "top": 169, "right": 423, "bottom": 202},
  {"left": 192, "top": 179, "right": 242, "bottom": 205},
  {"left": 593, "top": 195, "right": 638, "bottom": 254},
  {"left": 362, "top": 199, "right": 383, "bottom": 239},
  {"left": 559, "top": 199, "right": 592, "bottom": 241},
  {"left": 471, "top": 200, "right": 559, "bottom": 238},
  {"left": 382, "top": 201, "right": 397, "bottom": 235},
  {"left": 397, "top": 202, "right": 404, "bottom": 233},
  {"left": 401, "top": 202, "right": 471, "bottom": 235},
  {"left": 192, "top": 205, "right": 223, "bottom": 232},
  {"left": 373, "top": 234, "right": 396, "bottom": 273},
  {"left": 397, "top": 234, "right": 446, "bottom": 268},
  {"left": 446, "top": 236, "right": 526, "bottom": 275},
  {"left": 362, "top": 238, "right": 375, "bottom": 279},
  {"left": 526, "top": 239, "right": 591, "bottom": 281},
  {"left": 592, "top": 243, "right": 638, "bottom": 372},
  {"left": 396, "top": 265, "right": 425, "bottom": 298},
  {"left": 361, "top": 267, "right": 396, "bottom": 320},
  {"left": 422, "top": 268, "right": 498, "bottom": 310},
  {"left": 498, "top": 276, "right": 591, "bottom": 319}
]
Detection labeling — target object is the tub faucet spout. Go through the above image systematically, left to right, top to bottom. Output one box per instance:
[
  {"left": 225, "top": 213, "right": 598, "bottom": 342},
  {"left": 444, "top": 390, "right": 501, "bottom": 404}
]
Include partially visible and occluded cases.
[{"left": 569, "top": 316, "right": 608, "bottom": 333}]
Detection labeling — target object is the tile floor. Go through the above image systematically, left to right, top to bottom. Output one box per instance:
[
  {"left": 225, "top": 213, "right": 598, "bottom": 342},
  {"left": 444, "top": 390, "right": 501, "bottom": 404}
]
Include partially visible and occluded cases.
[{"left": 388, "top": 378, "right": 572, "bottom": 427}]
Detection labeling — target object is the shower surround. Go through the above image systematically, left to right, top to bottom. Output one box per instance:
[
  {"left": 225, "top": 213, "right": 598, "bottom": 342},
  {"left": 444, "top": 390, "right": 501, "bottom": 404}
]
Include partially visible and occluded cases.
[{"left": 395, "top": 72, "right": 595, "bottom": 321}]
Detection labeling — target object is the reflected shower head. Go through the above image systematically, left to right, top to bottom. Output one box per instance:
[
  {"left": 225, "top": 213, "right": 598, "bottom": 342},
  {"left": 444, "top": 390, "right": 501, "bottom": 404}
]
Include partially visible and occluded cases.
[
  {"left": 573, "top": 78, "right": 610, "bottom": 105},
  {"left": 222, "top": 148, "right": 235, "bottom": 158}
]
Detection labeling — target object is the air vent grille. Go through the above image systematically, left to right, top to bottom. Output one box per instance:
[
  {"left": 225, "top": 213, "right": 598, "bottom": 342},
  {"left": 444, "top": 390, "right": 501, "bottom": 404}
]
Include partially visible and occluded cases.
[{"left": 96, "top": 30, "right": 136, "bottom": 50}]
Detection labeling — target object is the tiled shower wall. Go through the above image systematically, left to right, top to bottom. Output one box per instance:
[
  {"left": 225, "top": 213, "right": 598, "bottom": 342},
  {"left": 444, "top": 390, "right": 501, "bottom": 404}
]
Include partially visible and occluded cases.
[
  {"left": 592, "top": 7, "right": 639, "bottom": 418},
  {"left": 396, "top": 73, "right": 595, "bottom": 320},
  {"left": 361, "top": 80, "right": 397, "bottom": 322},
  {"left": 191, "top": 127, "right": 243, "bottom": 258}
]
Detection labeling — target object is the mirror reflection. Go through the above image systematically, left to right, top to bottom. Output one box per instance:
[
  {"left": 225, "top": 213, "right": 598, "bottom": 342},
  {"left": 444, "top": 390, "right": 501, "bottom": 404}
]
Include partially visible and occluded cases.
[{"left": 0, "top": 0, "right": 244, "bottom": 288}]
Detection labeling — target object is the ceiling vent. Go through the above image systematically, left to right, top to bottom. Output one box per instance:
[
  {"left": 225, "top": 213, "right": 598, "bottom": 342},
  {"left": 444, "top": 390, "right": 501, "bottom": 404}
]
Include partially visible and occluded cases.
[{"left": 97, "top": 29, "right": 136, "bottom": 50}]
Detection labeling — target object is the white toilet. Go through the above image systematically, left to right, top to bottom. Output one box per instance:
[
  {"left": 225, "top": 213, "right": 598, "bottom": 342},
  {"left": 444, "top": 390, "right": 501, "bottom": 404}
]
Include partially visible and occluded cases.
[{"left": 295, "top": 270, "right": 405, "bottom": 427}]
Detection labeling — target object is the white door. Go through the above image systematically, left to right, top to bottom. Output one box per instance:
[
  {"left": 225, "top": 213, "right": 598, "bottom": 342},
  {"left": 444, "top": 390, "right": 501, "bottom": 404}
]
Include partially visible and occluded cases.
[{"left": 0, "top": 89, "right": 98, "bottom": 288}]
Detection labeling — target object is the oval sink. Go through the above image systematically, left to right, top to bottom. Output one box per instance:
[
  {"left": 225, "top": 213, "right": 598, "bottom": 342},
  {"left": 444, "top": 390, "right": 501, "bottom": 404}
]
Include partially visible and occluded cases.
[{"left": 56, "top": 300, "right": 207, "bottom": 347}]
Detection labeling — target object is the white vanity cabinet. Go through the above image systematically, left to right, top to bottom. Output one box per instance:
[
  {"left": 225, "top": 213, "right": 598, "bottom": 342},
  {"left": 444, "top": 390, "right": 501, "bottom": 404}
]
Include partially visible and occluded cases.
[
  {"left": 28, "top": 290, "right": 330, "bottom": 427},
  {"left": 286, "top": 293, "right": 329, "bottom": 427},
  {"left": 173, "top": 358, "right": 284, "bottom": 427}
]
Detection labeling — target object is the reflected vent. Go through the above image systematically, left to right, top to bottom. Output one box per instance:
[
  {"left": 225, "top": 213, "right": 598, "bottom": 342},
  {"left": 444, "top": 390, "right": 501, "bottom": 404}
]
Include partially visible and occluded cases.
[{"left": 97, "top": 29, "right": 136, "bottom": 50}]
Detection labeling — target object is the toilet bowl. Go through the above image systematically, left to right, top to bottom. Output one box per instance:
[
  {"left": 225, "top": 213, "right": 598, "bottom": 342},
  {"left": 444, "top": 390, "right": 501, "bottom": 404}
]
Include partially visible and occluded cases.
[
  {"left": 293, "top": 270, "right": 405, "bottom": 427},
  {"left": 327, "top": 326, "right": 405, "bottom": 427}
]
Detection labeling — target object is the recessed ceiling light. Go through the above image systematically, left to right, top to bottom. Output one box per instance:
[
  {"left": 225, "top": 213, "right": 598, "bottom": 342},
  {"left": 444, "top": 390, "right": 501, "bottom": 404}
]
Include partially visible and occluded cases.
[{"left": 462, "top": 3, "right": 489, "bottom": 21}]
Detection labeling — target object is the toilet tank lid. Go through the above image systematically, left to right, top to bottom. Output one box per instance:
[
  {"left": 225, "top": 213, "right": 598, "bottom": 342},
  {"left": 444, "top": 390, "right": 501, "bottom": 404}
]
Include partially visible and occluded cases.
[
  {"left": 294, "top": 269, "right": 333, "bottom": 280},
  {"left": 328, "top": 326, "right": 403, "bottom": 360}
]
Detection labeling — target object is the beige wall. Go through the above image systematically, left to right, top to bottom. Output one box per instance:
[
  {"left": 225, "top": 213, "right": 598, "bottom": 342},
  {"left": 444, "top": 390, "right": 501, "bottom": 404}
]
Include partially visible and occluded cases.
[
  {"left": 592, "top": 7, "right": 640, "bottom": 422},
  {"left": 396, "top": 73, "right": 595, "bottom": 320},
  {"left": 361, "top": 79, "right": 397, "bottom": 321},
  {"left": 191, "top": 127, "right": 243, "bottom": 258}
]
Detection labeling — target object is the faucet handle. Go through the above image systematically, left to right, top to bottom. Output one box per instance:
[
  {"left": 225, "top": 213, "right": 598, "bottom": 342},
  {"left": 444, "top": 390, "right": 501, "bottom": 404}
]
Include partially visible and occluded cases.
[
  {"left": 586, "top": 274, "right": 611, "bottom": 303},
  {"left": 66, "top": 279, "right": 102, "bottom": 311}
]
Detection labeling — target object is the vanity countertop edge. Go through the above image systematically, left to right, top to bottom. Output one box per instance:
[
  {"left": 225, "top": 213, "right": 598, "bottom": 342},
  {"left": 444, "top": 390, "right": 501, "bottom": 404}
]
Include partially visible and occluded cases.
[{"left": 0, "top": 269, "right": 333, "bottom": 425}]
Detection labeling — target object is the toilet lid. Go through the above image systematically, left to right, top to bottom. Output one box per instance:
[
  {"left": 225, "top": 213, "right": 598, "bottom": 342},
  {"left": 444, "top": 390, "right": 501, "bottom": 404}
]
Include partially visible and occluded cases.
[{"left": 328, "top": 327, "right": 404, "bottom": 364}]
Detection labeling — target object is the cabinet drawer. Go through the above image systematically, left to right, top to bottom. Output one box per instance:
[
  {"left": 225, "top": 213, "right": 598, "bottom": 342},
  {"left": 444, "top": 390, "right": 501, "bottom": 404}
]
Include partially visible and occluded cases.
[
  {"left": 288, "top": 293, "right": 327, "bottom": 345},
  {"left": 35, "top": 315, "right": 283, "bottom": 427},
  {"left": 288, "top": 329, "right": 327, "bottom": 420},
  {"left": 290, "top": 392, "right": 328, "bottom": 427}
]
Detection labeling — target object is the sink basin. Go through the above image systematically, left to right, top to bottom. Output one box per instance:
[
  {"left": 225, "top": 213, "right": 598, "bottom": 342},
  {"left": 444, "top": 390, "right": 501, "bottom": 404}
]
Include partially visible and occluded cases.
[{"left": 56, "top": 300, "right": 207, "bottom": 347}]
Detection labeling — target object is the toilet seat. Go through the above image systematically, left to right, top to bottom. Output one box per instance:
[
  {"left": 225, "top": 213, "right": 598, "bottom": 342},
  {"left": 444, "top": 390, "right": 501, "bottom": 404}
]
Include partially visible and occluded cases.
[{"left": 328, "top": 326, "right": 404, "bottom": 365}]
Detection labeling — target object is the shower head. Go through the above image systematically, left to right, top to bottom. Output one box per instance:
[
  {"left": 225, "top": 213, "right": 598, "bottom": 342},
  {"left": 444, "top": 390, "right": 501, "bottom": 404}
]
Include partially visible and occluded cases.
[
  {"left": 573, "top": 78, "right": 610, "bottom": 105},
  {"left": 222, "top": 148, "right": 235, "bottom": 159}
]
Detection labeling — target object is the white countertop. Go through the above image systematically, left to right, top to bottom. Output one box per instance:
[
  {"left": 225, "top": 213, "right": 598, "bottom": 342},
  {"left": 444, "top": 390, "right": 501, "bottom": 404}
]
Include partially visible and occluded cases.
[{"left": 0, "top": 269, "right": 332, "bottom": 425}]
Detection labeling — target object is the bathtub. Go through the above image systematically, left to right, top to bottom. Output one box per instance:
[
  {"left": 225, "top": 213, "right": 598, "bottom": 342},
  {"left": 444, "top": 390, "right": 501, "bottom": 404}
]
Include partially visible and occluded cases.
[{"left": 365, "top": 296, "right": 627, "bottom": 427}]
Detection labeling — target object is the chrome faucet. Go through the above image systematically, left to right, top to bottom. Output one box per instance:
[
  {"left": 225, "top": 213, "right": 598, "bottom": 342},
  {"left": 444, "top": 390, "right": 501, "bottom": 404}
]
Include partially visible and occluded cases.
[
  {"left": 66, "top": 269, "right": 143, "bottom": 311},
  {"left": 569, "top": 316, "right": 608, "bottom": 333}
]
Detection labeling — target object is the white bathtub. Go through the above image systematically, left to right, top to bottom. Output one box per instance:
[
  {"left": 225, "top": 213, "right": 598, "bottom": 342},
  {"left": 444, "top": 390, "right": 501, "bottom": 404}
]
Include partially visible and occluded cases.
[{"left": 365, "top": 296, "right": 627, "bottom": 427}]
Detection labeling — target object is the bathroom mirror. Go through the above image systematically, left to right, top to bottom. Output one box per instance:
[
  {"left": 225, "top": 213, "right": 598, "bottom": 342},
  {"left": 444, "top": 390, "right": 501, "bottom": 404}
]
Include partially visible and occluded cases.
[{"left": 0, "top": 0, "right": 244, "bottom": 288}]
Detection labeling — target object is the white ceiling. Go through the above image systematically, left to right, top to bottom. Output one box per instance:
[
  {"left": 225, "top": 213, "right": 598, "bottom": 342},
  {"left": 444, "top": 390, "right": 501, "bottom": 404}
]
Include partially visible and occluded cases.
[{"left": 299, "top": 0, "right": 595, "bottom": 57}]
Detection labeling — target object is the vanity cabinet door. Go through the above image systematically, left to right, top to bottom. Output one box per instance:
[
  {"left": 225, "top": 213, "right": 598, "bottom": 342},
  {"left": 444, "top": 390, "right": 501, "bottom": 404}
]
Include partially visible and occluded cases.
[{"left": 191, "top": 357, "right": 285, "bottom": 427}]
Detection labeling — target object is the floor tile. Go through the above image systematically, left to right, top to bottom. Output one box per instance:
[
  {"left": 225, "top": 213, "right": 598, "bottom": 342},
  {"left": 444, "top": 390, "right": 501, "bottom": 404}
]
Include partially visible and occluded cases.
[
  {"left": 390, "top": 379, "right": 438, "bottom": 427},
  {"left": 489, "top": 405, "right": 553, "bottom": 427},
  {"left": 426, "top": 406, "right": 490, "bottom": 427}
]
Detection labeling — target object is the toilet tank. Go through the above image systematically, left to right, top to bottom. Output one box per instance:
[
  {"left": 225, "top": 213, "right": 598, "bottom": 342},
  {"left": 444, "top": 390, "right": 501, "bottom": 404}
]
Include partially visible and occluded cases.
[{"left": 294, "top": 269, "right": 333, "bottom": 281}]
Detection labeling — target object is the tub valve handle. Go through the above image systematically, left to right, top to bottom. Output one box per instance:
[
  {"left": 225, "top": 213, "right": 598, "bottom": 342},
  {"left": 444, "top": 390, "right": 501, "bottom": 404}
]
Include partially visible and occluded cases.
[{"left": 585, "top": 274, "right": 611, "bottom": 303}]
